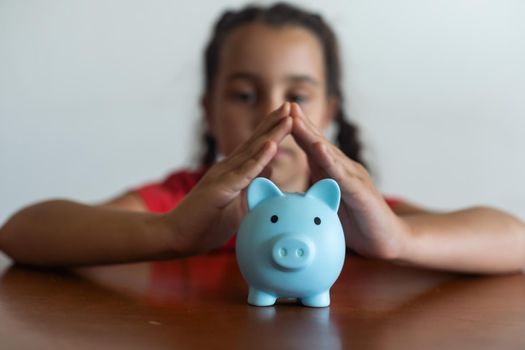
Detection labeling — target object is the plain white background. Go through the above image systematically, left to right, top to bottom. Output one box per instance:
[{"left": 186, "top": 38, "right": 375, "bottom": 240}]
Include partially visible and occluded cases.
[{"left": 1, "top": 0, "right": 524, "bottom": 225}]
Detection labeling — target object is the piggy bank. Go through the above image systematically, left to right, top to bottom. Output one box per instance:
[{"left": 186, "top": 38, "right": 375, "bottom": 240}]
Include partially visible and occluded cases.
[{"left": 236, "top": 177, "right": 346, "bottom": 307}]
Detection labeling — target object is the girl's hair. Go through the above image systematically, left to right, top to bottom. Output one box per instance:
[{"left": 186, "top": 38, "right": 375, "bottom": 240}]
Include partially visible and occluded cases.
[{"left": 200, "top": 2, "right": 367, "bottom": 169}]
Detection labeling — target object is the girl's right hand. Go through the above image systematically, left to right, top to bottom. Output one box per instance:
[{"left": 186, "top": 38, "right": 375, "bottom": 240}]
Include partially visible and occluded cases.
[{"left": 162, "top": 102, "right": 293, "bottom": 255}]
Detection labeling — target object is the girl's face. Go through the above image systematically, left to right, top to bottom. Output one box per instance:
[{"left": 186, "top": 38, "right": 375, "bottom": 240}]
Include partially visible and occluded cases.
[{"left": 205, "top": 23, "right": 336, "bottom": 191}]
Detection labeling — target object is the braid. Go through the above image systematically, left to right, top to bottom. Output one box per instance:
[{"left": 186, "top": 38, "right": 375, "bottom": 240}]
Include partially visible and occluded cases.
[
  {"left": 335, "top": 110, "right": 367, "bottom": 168},
  {"left": 201, "top": 131, "right": 217, "bottom": 166}
]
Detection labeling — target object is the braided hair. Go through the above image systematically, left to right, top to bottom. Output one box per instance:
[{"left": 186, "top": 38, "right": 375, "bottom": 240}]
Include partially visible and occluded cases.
[{"left": 200, "top": 2, "right": 367, "bottom": 169}]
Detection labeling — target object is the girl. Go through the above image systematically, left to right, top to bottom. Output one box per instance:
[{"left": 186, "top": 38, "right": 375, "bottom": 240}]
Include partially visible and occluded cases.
[{"left": 1, "top": 3, "right": 524, "bottom": 273}]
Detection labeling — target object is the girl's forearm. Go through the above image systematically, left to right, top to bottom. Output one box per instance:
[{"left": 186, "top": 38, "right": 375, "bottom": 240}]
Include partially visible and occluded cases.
[
  {"left": 0, "top": 200, "right": 177, "bottom": 267},
  {"left": 397, "top": 207, "right": 525, "bottom": 274}
]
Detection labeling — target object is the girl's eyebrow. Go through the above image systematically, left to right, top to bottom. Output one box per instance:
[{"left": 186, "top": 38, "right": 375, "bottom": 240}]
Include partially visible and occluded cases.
[
  {"left": 227, "top": 72, "right": 319, "bottom": 86},
  {"left": 227, "top": 72, "right": 258, "bottom": 82},
  {"left": 285, "top": 75, "right": 319, "bottom": 86}
]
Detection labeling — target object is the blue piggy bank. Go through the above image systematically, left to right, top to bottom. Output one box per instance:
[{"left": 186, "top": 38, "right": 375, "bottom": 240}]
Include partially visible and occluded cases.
[{"left": 236, "top": 177, "right": 346, "bottom": 307}]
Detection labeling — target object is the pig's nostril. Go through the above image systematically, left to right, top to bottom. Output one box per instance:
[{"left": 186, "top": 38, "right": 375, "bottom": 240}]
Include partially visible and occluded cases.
[{"left": 272, "top": 235, "right": 314, "bottom": 270}]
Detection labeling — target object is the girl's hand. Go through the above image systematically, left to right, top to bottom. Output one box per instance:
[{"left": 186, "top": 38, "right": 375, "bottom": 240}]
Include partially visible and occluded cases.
[
  {"left": 165, "top": 103, "right": 293, "bottom": 255},
  {"left": 290, "top": 103, "right": 410, "bottom": 260}
]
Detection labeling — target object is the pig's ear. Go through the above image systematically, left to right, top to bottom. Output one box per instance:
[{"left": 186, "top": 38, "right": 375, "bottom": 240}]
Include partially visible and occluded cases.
[
  {"left": 247, "top": 177, "right": 283, "bottom": 210},
  {"left": 306, "top": 179, "right": 340, "bottom": 212}
]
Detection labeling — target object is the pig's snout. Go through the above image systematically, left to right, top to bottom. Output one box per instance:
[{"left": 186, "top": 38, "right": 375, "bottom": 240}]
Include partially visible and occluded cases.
[{"left": 271, "top": 234, "right": 315, "bottom": 270}]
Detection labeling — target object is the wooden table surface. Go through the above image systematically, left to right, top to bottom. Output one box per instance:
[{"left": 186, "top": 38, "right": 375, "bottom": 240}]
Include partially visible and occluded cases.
[{"left": 1, "top": 251, "right": 524, "bottom": 350}]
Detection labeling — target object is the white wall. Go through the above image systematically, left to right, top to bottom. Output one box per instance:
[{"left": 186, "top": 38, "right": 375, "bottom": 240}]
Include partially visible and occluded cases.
[{"left": 1, "top": 0, "right": 524, "bottom": 225}]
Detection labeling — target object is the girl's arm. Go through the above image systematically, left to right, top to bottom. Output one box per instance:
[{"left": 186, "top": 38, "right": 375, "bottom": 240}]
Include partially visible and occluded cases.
[
  {"left": 290, "top": 102, "right": 525, "bottom": 274},
  {"left": 0, "top": 103, "right": 293, "bottom": 267},
  {"left": 0, "top": 195, "right": 177, "bottom": 267},
  {"left": 396, "top": 204, "right": 525, "bottom": 274}
]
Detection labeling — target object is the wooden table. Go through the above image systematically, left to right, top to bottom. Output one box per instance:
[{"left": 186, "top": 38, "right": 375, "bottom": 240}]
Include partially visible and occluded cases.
[{"left": 1, "top": 251, "right": 524, "bottom": 349}]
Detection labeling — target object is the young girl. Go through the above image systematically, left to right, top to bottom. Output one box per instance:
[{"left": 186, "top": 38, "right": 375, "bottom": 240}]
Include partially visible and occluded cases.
[{"left": 1, "top": 3, "right": 524, "bottom": 273}]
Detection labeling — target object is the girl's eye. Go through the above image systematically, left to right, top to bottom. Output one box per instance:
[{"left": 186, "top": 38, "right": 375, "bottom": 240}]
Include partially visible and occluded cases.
[
  {"left": 233, "top": 91, "right": 257, "bottom": 104},
  {"left": 287, "top": 94, "right": 308, "bottom": 104}
]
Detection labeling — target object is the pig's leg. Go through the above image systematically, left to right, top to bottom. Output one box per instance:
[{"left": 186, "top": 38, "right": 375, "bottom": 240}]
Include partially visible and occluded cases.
[
  {"left": 248, "top": 287, "right": 277, "bottom": 306},
  {"left": 300, "top": 291, "right": 330, "bottom": 307}
]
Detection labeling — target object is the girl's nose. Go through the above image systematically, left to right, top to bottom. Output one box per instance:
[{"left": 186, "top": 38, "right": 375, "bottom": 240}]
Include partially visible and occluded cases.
[{"left": 256, "top": 96, "right": 287, "bottom": 124}]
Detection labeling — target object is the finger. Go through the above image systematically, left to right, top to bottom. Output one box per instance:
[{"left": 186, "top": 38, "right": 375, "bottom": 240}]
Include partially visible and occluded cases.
[
  {"left": 225, "top": 102, "right": 290, "bottom": 163},
  {"left": 248, "top": 102, "right": 291, "bottom": 143},
  {"left": 291, "top": 102, "right": 323, "bottom": 137},
  {"left": 290, "top": 103, "right": 327, "bottom": 156},
  {"left": 290, "top": 103, "right": 369, "bottom": 177},
  {"left": 225, "top": 114, "right": 292, "bottom": 192},
  {"left": 254, "top": 115, "right": 292, "bottom": 153},
  {"left": 226, "top": 116, "right": 292, "bottom": 172},
  {"left": 317, "top": 139, "right": 369, "bottom": 180},
  {"left": 225, "top": 140, "right": 278, "bottom": 193},
  {"left": 311, "top": 141, "right": 339, "bottom": 177},
  {"left": 311, "top": 142, "right": 369, "bottom": 199},
  {"left": 315, "top": 142, "right": 366, "bottom": 179},
  {"left": 307, "top": 155, "right": 329, "bottom": 183}
]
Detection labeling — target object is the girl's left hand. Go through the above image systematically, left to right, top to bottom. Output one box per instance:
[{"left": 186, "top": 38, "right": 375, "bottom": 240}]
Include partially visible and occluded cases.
[{"left": 290, "top": 103, "right": 410, "bottom": 260}]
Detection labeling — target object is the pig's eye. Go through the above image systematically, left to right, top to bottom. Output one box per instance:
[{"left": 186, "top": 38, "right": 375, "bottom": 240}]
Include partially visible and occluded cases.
[
  {"left": 271, "top": 215, "right": 279, "bottom": 223},
  {"left": 314, "top": 217, "right": 321, "bottom": 225}
]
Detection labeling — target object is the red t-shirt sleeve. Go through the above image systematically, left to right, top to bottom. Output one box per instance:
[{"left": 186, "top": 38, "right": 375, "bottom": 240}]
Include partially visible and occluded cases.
[{"left": 135, "top": 168, "right": 208, "bottom": 213}]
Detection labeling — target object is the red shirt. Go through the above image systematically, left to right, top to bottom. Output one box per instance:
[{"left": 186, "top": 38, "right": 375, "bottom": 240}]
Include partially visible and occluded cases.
[{"left": 135, "top": 168, "right": 401, "bottom": 250}]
